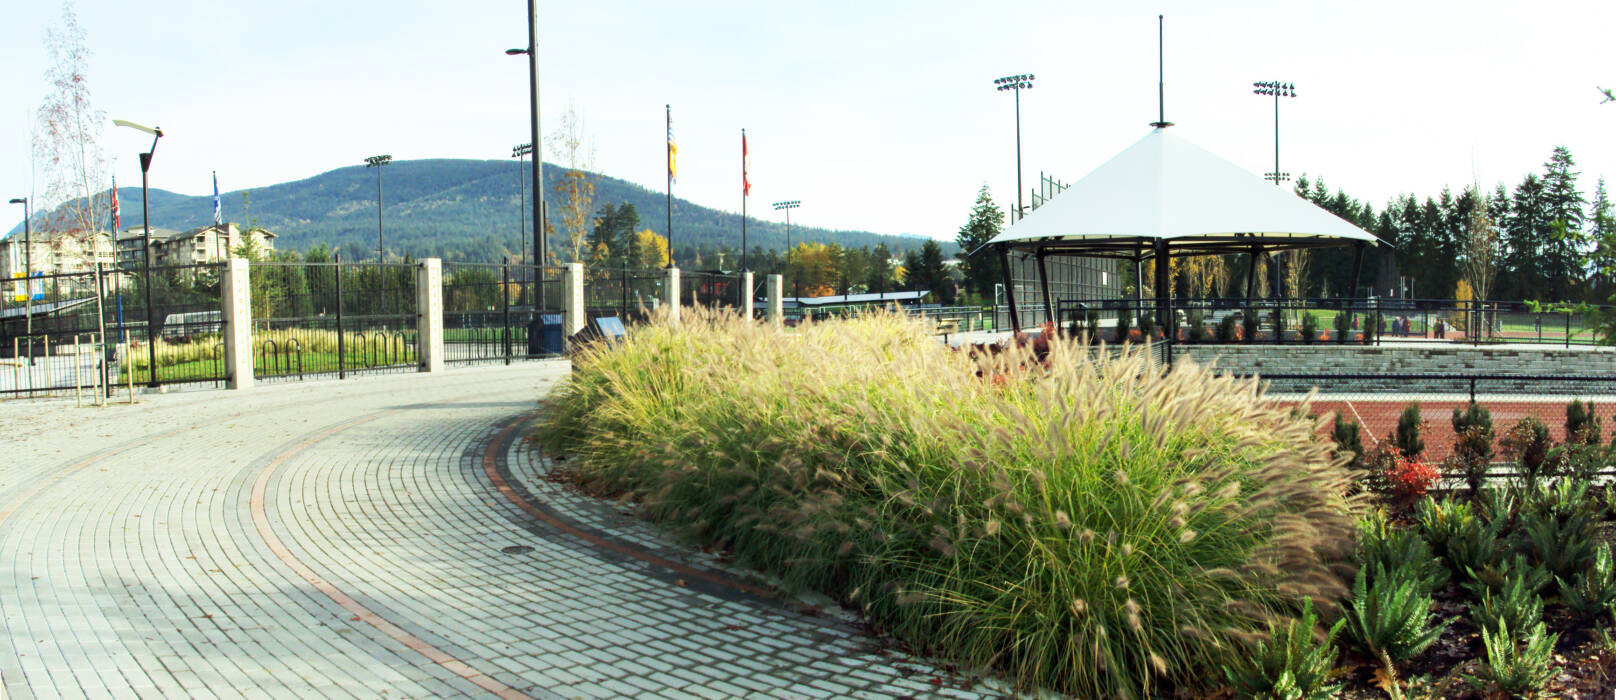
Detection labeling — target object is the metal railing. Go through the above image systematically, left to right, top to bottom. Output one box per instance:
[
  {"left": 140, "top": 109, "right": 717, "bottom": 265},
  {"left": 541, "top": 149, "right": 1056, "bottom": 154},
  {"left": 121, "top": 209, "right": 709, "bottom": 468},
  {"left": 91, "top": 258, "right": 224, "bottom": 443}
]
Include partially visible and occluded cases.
[{"left": 248, "top": 259, "right": 419, "bottom": 381}]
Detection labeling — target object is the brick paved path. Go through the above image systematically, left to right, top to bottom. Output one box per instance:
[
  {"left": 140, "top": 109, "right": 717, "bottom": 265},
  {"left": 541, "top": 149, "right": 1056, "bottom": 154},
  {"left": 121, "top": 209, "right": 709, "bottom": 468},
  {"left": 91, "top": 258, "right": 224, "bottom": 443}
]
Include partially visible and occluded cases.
[{"left": 0, "top": 363, "right": 1006, "bottom": 699}]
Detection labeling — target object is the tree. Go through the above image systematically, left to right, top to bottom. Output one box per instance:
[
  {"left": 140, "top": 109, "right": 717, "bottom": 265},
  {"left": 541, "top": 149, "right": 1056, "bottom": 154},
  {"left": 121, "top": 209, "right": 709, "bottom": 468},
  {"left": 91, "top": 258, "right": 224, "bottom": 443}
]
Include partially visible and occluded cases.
[
  {"left": 33, "top": 1, "right": 107, "bottom": 242},
  {"left": 547, "top": 105, "right": 596, "bottom": 264},
  {"left": 1541, "top": 146, "right": 1586, "bottom": 299},
  {"left": 1502, "top": 174, "right": 1550, "bottom": 300},
  {"left": 1588, "top": 178, "right": 1613, "bottom": 298},
  {"left": 954, "top": 185, "right": 1004, "bottom": 300},
  {"left": 1461, "top": 185, "right": 1501, "bottom": 305},
  {"left": 589, "top": 203, "right": 639, "bottom": 268},
  {"left": 631, "top": 229, "right": 668, "bottom": 269},
  {"left": 906, "top": 240, "right": 953, "bottom": 304}
]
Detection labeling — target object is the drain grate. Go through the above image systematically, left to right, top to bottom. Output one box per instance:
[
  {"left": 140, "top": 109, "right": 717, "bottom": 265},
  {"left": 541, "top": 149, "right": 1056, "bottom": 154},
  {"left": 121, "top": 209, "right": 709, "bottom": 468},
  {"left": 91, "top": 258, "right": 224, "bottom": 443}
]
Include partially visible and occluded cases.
[{"left": 500, "top": 545, "right": 535, "bottom": 555}]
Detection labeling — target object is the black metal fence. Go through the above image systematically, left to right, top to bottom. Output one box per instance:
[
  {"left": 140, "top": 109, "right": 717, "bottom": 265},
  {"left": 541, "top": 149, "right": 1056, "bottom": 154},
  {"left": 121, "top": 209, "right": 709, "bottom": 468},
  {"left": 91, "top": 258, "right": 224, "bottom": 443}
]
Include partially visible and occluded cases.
[
  {"left": 248, "top": 259, "right": 418, "bottom": 381},
  {"left": 1, "top": 262, "right": 227, "bottom": 397},
  {"left": 442, "top": 263, "right": 565, "bottom": 364},
  {"left": 583, "top": 267, "right": 667, "bottom": 326},
  {"left": 679, "top": 271, "right": 743, "bottom": 311}
]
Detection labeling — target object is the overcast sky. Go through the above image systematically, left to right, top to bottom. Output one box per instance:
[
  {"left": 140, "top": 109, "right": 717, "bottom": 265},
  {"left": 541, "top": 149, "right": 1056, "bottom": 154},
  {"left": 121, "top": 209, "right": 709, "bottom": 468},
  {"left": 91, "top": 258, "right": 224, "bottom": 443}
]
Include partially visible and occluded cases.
[{"left": 1, "top": 0, "right": 1612, "bottom": 241}]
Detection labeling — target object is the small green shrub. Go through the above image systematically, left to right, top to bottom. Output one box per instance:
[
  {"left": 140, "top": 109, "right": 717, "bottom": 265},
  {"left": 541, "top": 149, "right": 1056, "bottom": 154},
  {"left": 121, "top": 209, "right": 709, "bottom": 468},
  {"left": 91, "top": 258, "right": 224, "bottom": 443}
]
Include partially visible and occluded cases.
[
  {"left": 1117, "top": 308, "right": 1133, "bottom": 342},
  {"left": 1243, "top": 310, "right": 1260, "bottom": 343},
  {"left": 1138, "top": 311, "right": 1157, "bottom": 340},
  {"left": 1333, "top": 311, "right": 1351, "bottom": 343},
  {"left": 1188, "top": 312, "right": 1207, "bottom": 342},
  {"left": 1301, "top": 313, "right": 1318, "bottom": 344},
  {"left": 1217, "top": 314, "right": 1237, "bottom": 343},
  {"left": 1566, "top": 398, "right": 1603, "bottom": 445},
  {"left": 1451, "top": 403, "right": 1495, "bottom": 495},
  {"left": 1394, "top": 404, "right": 1424, "bottom": 460},
  {"left": 1331, "top": 417, "right": 1364, "bottom": 473},
  {"left": 1500, "top": 417, "right": 1553, "bottom": 483},
  {"left": 1553, "top": 442, "right": 1614, "bottom": 486},
  {"left": 1519, "top": 478, "right": 1599, "bottom": 527},
  {"left": 1475, "top": 487, "right": 1517, "bottom": 528},
  {"left": 1518, "top": 489, "right": 1598, "bottom": 581},
  {"left": 1415, "top": 497, "right": 1475, "bottom": 558},
  {"left": 1418, "top": 498, "right": 1508, "bottom": 581},
  {"left": 1357, "top": 509, "right": 1447, "bottom": 595},
  {"left": 1558, "top": 545, "right": 1616, "bottom": 619},
  {"left": 1466, "top": 554, "right": 1552, "bottom": 599},
  {"left": 1342, "top": 563, "right": 1446, "bottom": 670},
  {"left": 1465, "top": 567, "right": 1544, "bottom": 640},
  {"left": 1220, "top": 599, "right": 1344, "bottom": 700},
  {"left": 1465, "top": 620, "right": 1558, "bottom": 698}
]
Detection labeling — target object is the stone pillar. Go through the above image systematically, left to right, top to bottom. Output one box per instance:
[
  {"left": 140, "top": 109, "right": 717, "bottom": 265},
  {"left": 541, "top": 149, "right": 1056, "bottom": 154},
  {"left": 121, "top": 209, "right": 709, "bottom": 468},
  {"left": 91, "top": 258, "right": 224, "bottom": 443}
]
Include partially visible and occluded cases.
[
  {"left": 221, "top": 258, "right": 253, "bottom": 390},
  {"left": 416, "top": 258, "right": 444, "bottom": 373},
  {"left": 563, "top": 262, "right": 585, "bottom": 337},
  {"left": 664, "top": 266, "right": 681, "bottom": 324},
  {"left": 740, "top": 271, "right": 755, "bottom": 318},
  {"left": 766, "top": 274, "right": 784, "bottom": 325}
]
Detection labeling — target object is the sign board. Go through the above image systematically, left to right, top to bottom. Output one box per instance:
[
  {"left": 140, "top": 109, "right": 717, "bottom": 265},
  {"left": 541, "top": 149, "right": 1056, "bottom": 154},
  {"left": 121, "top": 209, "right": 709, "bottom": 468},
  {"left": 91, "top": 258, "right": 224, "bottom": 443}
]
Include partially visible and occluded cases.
[
  {"left": 11, "top": 272, "right": 42, "bottom": 302},
  {"left": 593, "top": 317, "right": 626, "bottom": 342}
]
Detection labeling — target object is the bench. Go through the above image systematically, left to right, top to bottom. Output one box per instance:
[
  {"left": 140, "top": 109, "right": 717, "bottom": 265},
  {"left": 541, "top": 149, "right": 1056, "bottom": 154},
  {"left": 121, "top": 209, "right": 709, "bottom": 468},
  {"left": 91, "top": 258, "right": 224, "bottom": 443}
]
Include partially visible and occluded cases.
[{"left": 937, "top": 318, "right": 960, "bottom": 343}]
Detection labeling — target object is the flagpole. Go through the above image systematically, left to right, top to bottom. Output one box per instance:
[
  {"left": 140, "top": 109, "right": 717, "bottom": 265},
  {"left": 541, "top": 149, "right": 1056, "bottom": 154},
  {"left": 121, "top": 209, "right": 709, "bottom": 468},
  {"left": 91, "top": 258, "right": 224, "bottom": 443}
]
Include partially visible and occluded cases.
[
  {"left": 665, "top": 104, "right": 673, "bottom": 269},
  {"left": 741, "top": 129, "right": 747, "bottom": 273}
]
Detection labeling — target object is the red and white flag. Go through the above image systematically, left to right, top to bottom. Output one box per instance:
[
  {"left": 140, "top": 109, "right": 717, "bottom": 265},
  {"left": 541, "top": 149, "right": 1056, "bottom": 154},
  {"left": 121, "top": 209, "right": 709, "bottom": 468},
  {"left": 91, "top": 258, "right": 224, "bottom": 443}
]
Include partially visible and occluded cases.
[
  {"left": 742, "top": 130, "right": 750, "bottom": 197},
  {"left": 111, "top": 176, "right": 120, "bottom": 231}
]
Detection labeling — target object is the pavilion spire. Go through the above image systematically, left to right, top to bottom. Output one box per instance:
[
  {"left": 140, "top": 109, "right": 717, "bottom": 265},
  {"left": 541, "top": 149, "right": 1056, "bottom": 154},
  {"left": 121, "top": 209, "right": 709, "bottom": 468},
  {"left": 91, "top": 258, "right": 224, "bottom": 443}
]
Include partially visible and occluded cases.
[{"left": 1149, "top": 15, "right": 1174, "bottom": 129}]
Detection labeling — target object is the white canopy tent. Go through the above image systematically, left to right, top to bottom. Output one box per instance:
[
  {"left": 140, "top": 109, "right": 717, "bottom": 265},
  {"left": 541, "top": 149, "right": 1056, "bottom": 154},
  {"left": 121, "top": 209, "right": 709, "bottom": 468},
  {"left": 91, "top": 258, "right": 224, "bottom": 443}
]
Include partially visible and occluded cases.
[{"left": 981, "top": 127, "right": 1384, "bottom": 332}]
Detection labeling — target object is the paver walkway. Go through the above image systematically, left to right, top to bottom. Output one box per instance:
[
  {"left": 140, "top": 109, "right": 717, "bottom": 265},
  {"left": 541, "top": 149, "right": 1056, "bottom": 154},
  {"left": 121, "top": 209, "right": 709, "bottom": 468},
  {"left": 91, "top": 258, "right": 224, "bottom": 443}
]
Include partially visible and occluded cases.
[{"left": 0, "top": 363, "right": 1005, "bottom": 699}]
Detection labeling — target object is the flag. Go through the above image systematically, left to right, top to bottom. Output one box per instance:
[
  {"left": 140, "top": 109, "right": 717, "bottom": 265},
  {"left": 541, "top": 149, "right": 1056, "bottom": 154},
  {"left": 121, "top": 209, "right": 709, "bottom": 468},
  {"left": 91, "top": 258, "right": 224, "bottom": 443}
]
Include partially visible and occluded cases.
[
  {"left": 666, "top": 105, "right": 677, "bottom": 184},
  {"left": 742, "top": 130, "right": 750, "bottom": 197},
  {"left": 213, "top": 171, "right": 221, "bottom": 225},
  {"left": 110, "top": 176, "right": 120, "bottom": 231}
]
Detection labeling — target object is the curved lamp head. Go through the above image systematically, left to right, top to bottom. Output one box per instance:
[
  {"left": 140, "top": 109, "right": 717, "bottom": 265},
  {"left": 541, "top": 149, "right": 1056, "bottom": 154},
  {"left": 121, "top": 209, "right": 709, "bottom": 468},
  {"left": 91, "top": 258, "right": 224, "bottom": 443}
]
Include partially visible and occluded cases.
[
  {"left": 505, "top": 48, "right": 528, "bottom": 55},
  {"left": 113, "top": 119, "right": 163, "bottom": 137},
  {"left": 7, "top": 198, "right": 25, "bottom": 205}
]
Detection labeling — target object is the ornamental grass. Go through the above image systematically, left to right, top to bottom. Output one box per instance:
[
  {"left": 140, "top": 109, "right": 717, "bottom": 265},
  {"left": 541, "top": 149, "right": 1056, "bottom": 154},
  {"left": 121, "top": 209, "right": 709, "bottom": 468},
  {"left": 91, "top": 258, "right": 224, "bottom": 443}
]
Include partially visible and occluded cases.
[{"left": 535, "top": 308, "right": 1363, "bottom": 697}]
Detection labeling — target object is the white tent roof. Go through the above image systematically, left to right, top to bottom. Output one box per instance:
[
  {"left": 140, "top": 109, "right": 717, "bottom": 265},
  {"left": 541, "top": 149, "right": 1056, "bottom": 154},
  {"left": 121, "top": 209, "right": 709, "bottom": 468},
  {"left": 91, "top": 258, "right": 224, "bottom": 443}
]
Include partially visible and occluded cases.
[{"left": 986, "top": 128, "right": 1379, "bottom": 251}]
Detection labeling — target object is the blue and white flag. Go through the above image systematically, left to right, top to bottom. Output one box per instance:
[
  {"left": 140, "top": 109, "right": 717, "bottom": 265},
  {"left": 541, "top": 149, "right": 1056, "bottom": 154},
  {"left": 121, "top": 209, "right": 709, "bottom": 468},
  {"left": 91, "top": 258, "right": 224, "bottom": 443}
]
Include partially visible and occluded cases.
[{"left": 213, "top": 171, "right": 221, "bottom": 225}]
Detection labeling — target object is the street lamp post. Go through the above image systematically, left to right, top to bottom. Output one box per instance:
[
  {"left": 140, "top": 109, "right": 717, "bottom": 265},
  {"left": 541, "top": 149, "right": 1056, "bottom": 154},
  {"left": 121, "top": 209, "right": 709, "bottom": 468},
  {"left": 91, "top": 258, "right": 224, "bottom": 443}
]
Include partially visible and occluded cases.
[
  {"left": 507, "top": 1, "right": 544, "bottom": 355},
  {"left": 994, "top": 73, "right": 1035, "bottom": 222},
  {"left": 1251, "top": 81, "right": 1296, "bottom": 186},
  {"left": 113, "top": 119, "right": 162, "bottom": 386},
  {"left": 511, "top": 143, "right": 532, "bottom": 268},
  {"left": 364, "top": 154, "right": 392, "bottom": 260},
  {"left": 6, "top": 197, "right": 30, "bottom": 352},
  {"left": 772, "top": 200, "right": 800, "bottom": 299}
]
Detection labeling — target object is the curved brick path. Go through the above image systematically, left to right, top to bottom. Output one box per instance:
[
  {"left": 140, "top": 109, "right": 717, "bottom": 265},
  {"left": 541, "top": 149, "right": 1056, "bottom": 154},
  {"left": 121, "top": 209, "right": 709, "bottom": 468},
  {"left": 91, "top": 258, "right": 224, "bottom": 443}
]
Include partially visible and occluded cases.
[{"left": 0, "top": 364, "right": 1006, "bottom": 699}]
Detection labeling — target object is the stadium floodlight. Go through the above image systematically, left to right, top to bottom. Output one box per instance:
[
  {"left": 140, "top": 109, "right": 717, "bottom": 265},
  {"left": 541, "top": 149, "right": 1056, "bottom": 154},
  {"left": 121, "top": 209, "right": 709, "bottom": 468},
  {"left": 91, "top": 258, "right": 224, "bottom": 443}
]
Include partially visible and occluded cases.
[{"left": 994, "top": 74, "right": 1036, "bottom": 221}]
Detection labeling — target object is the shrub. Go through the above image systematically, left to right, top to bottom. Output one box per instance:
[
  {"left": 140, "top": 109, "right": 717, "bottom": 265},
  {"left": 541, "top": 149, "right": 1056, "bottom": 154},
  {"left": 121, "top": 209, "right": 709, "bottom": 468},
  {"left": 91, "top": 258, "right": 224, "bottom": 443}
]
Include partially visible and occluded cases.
[
  {"left": 537, "top": 308, "right": 1362, "bottom": 697},
  {"left": 1116, "top": 308, "right": 1134, "bottom": 343},
  {"left": 1243, "top": 309, "right": 1260, "bottom": 343},
  {"left": 1138, "top": 310, "right": 1158, "bottom": 340},
  {"left": 1333, "top": 311, "right": 1351, "bottom": 344},
  {"left": 1188, "top": 312, "right": 1207, "bottom": 342},
  {"left": 1301, "top": 313, "right": 1319, "bottom": 344},
  {"left": 1217, "top": 314, "right": 1238, "bottom": 343},
  {"left": 1566, "top": 398, "right": 1602, "bottom": 445},
  {"left": 1451, "top": 402, "right": 1495, "bottom": 495},
  {"left": 1393, "top": 404, "right": 1424, "bottom": 460},
  {"left": 1330, "top": 417, "right": 1365, "bottom": 473},
  {"left": 1500, "top": 417, "right": 1553, "bottom": 483},
  {"left": 1552, "top": 442, "right": 1613, "bottom": 486},
  {"left": 1384, "top": 452, "right": 1438, "bottom": 502},
  {"left": 1518, "top": 484, "right": 1598, "bottom": 581},
  {"left": 1475, "top": 487, "right": 1517, "bottom": 528},
  {"left": 1417, "top": 498, "right": 1506, "bottom": 581},
  {"left": 1357, "top": 509, "right": 1447, "bottom": 595},
  {"left": 1558, "top": 545, "right": 1616, "bottom": 620},
  {"left": 1466, "top": 554, "right": 1552, "bottom": 599},
  {"left": 1342, "top": 563, "right": 1446, "bottom": 673},
  {"left": 1465, "top": 567, "right": 1544, "bottom": 641},
  {"left": 1220, "top": 599, "right": 1344, "bottom": 700},
  {"left": 1465, "top": 620, "right": 1558, "bottom": 698}
]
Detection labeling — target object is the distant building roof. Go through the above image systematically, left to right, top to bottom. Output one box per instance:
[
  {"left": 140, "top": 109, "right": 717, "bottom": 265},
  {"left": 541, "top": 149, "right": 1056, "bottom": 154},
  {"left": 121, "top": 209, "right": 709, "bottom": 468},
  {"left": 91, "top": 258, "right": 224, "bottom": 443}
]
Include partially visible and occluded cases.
[
  {"left": 116, "top": 227, "right": 181, "bottom": 242},
  {"left": 786, "top": 290, "right": 930, "bottom": 307}
]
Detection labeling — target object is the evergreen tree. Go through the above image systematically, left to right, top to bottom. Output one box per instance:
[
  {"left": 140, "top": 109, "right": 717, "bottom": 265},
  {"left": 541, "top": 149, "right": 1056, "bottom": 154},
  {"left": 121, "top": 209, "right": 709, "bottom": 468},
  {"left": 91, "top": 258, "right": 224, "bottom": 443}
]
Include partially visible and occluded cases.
[
  {"left": 1541, "top": 146, "right": 1587, "bottom": 299},
  {"left": 1503, "top": 173, "right": 1550, "bottom": 300},
  {"left": 1588, "top": 178, "right": 1613, "bottom": 299},
  {"left": 954, "top": 185, "right": 1004, "bottom": 301},
  {"left": 589, "top": 203, "right": 639, "bottom": 269},
  {"left": 914, "top": 239, "right": 954, "bottom": 304},
  {"left": 869, "top": 244, "right": 896, "bottom": 295}
]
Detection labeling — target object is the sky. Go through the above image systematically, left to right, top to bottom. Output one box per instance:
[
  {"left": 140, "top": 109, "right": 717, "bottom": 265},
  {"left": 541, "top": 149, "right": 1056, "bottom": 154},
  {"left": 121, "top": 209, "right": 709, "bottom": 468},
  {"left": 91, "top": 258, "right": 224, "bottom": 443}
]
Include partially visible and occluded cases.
[{"left": 1, "top": 0, "right": 1613, "bottom": 242}]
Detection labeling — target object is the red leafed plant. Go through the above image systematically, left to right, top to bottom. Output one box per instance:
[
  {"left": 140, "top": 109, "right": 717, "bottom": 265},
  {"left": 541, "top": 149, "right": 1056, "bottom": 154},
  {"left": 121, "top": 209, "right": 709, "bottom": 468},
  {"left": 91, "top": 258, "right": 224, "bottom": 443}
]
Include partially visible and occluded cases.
[{"left": 1384, "top": 451, "right": 1438, "bottom": 500}]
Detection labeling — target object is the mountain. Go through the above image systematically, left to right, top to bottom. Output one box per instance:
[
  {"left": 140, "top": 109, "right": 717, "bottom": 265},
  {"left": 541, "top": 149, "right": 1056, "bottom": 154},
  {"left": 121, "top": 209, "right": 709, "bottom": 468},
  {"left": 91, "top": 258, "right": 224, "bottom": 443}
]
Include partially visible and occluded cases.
[{"left": 7, "top": 160, "right": 951, "bottom": 263}]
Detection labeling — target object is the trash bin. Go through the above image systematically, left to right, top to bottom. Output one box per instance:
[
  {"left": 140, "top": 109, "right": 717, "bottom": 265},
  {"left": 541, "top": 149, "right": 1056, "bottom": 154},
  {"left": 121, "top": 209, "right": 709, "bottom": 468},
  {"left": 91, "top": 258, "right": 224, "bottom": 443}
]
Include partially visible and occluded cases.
[{"left": 540, "top": 314, "right": 564, "bottom": 355}]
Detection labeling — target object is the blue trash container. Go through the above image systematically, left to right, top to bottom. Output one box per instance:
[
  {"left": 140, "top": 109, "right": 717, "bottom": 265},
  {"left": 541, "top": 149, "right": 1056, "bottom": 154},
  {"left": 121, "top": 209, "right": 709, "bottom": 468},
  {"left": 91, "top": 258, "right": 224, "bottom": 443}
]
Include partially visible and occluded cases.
[{"left": 540, "top": 314, "right": 564, "bottom": 354}]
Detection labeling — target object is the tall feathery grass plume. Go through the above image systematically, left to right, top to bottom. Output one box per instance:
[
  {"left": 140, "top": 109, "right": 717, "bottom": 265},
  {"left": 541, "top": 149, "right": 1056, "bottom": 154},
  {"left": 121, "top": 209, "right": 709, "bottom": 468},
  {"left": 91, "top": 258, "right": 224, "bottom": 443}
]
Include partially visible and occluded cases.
[{"left": 535, "top": 306, "right": 1364, "bottom": 697}]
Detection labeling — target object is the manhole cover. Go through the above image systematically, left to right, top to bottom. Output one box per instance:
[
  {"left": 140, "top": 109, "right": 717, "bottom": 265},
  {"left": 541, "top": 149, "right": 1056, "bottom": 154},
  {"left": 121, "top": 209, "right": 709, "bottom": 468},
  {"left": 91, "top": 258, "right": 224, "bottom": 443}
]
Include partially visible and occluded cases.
[{"left": 500, "top": 545, "right": 535, "bottom": 555}]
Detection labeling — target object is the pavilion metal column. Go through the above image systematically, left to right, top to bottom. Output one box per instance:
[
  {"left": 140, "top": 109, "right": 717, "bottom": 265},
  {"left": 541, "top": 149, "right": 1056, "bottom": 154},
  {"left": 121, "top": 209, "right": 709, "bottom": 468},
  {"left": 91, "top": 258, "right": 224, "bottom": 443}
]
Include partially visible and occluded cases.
[
  {"left": 1152, "top": 239, "right": 1170, "bottom": 329},
  {"left": 1349, "top": 241, "right": 1366, "bottom": 338},
  {"left": 1132, "top": 243, "right": 1144, "bottom": 305},
  {"left": 999, "top": 245, "right": 1021, "bottom": 334},
  {"left": 1036, "top": 250, "right": 1054, "bottom": 328}
]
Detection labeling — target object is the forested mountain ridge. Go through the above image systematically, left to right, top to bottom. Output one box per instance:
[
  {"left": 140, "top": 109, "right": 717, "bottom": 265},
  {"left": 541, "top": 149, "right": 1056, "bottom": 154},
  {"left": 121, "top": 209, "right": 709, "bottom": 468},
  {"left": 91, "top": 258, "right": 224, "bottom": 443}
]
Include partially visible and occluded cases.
[{"left": 6, "top": 159, "right": 949, "bottom": 264}]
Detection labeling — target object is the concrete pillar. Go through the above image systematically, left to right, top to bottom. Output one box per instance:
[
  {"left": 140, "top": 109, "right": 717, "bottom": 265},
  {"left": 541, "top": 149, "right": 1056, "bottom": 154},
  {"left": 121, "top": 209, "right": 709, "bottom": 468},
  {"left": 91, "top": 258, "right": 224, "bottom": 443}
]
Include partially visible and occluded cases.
[
  {"left": 221, "top": 258, "right": 253, "bottom": 390},
  {"left": 416, "top": 258, "right": 444, "bottom": 373},
  {"left": 562, "top": 262, "right": 585, "bottom": 337},
  {"left": 664, "top": 266, "right": 681, "bottom": 324},
  {"left": 740, "top": 271, "right": 754, "bottom": 318},
  {"left": 766, "top": 274, "right": 784, "bottom": 325}
]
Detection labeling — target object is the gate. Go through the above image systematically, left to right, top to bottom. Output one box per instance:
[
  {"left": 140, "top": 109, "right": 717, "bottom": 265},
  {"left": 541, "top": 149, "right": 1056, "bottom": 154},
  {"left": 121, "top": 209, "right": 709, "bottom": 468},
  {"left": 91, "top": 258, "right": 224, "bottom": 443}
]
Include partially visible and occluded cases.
[
  {"left": 249, "top": 258, "right": 418, "bottom": 381},
  {"left": 442, "top": 263, "right": 565, "bottom": 364}
]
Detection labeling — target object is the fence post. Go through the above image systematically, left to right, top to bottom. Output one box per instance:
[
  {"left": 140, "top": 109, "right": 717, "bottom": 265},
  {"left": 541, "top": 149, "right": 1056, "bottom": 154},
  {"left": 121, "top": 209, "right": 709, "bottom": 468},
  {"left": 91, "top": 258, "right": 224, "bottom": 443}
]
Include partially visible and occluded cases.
[
  {"left": 221, "top": 258, "right": 254, "bottom": 390},
  {"left": 416, "top": 258, "right": 444, "bottom": 373},
  {"left": 563, "top": 262, "right": 585, "bottom": 342},
  {"left": 502, "top": 265, "right": 512, "bottom": 364},
  {"left": 664, "top": 266, "right": 681, "bottom": 324},
  {"left": 740, "top": 271, "right": 754, "bottom": 318},
  {"left": 766, "top": 274, "right": 784, "bottom": 326}
]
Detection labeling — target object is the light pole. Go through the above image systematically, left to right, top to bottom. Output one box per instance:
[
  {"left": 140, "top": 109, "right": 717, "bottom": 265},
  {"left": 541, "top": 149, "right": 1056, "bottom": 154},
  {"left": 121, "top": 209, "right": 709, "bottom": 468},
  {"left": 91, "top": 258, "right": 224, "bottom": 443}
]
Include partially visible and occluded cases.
[
  {"left": 507, "top": 4, "right": 544, "bottom": 353},
  {"left": 994, "top": 73, "right": 1035, "bottom": 221},
  {"left": 1251, "top": 81, "right": 1296, "bottom": 186},
  {"left": 113, "top": 119, "right": 162, "bottom": 386},
  {"left": 511, "top": 143, "right": 532, "bottom": 268},
  {"left": 364, "top": 154, "right": 392, "bottom": 260},
  {"left": 7, "top": 197, "right": 30, "bottom": 350},
  {"left": 772, "top": 200, "right": 800, "bottom": 299}
]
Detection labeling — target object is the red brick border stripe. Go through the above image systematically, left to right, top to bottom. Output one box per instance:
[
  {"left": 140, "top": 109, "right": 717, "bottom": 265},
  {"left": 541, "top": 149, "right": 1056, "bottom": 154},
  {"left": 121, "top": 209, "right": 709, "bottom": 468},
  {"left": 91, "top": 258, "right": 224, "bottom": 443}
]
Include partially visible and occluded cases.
[{"left": 250, "top": 413, "right": 533, "bottom": 700}]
